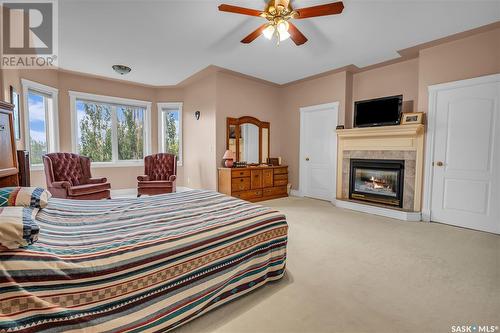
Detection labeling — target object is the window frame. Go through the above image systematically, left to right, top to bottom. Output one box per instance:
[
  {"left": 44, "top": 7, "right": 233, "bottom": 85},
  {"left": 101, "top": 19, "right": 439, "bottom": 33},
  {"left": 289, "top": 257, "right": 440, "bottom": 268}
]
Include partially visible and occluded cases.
[
  {"left": 21, "top": 79, "right": 59, "bottom": 170},
  {"left": 69, "top": 91, "right": 152, "bottom": 167},
  {"left": 157, "top": 102, "right": 183, "bottom": 166}
]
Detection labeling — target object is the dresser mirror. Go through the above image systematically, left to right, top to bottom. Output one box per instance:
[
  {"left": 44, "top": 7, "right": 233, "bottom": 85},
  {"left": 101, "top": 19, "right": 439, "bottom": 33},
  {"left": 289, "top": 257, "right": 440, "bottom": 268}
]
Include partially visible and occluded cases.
[{"left": 226, "top": 116, "right": 270, "bottom": 164}]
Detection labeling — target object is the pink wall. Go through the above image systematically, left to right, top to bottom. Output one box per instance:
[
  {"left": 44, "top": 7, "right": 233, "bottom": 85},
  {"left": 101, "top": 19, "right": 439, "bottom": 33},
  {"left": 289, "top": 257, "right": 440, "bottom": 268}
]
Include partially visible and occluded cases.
[
  {"left": 2, "top": 25, "right": 499, "bottom": 193},
  {"left": 276, "top": 28, "right": 499, "bottom": 191},
  {"left": 418, "top": 28, "right": 500, "bottom": 113},
  {"left": 353, "top": 58, "right": 419, "bottom": 113},
  {"left": 1, "top": 68, "right": 185, "bottom": 189},
  {"left": 279, "top": 71, "right": 349, "bottom": 188},
  {"left": 216, "top": 72, "right": 281, "bottom": 167},
  {"left": 182, "top": 74, "right": 217, "bottom": 190}
]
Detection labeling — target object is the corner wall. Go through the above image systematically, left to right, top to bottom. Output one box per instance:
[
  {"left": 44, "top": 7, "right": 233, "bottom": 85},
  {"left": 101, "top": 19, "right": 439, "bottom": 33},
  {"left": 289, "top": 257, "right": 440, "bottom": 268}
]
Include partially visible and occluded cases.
[
  {"left": 2, "top": 25, "right": 499, "bottom": 194},
  {"left": 1, "top": 68, "right": 184, "bottom": 189},
  {"left": 215, "top": 72, "right": 281, "bottom": 171},
  {"left": 182, "top": 74, "right": 217, "bottom": 190}
]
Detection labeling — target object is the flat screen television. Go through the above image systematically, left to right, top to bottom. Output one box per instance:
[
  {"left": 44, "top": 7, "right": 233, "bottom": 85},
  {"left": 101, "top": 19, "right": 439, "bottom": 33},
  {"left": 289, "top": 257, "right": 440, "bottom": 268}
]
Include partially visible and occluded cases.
[{"left": 353, "top": 95, "right": 403, "bottom": 128}]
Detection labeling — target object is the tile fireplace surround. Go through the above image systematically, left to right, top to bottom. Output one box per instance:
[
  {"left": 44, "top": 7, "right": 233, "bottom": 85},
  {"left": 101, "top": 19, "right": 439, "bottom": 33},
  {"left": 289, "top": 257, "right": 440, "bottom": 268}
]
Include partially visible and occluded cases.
[{"left": 336, "top": 124, "right": 425, "bottom": 217}]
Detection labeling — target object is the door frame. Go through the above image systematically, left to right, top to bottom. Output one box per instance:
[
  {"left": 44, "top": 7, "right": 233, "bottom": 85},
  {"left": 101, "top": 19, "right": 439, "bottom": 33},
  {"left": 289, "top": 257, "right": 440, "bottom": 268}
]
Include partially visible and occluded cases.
[
  {"left": 422, "top": 73, "right": 500, "bottom": 222},
  {"left": 298, "top": 102, "right": 339, "bottom": 202}
]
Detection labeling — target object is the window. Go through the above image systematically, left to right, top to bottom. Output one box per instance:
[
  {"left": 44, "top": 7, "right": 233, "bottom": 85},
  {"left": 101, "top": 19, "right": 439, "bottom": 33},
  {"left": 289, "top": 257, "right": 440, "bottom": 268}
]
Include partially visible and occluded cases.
[
  {"left": 22, "top": 80, "right": 59, "bottom": 167},
  {"left": 70, "top": 92, "right": 151, "bottom": 165},
  {"left": 158, "top": 102, "right": 182, "bottom": 165}
]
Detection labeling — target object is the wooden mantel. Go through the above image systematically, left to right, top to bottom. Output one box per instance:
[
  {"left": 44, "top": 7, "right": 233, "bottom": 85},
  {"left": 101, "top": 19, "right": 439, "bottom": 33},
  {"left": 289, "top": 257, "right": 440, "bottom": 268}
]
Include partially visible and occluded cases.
[{"left": 336, "top": 124, "right": 425, "bottom": 211}]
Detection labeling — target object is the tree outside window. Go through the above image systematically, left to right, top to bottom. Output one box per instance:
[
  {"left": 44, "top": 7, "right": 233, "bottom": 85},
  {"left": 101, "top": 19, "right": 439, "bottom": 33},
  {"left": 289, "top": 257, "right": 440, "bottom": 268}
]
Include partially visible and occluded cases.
[
  {"left": 76, "top": 99, "right": 147, "bottom": 163},
  {"left": 164, "top": 110, "right": 179, "bottom": 159}
]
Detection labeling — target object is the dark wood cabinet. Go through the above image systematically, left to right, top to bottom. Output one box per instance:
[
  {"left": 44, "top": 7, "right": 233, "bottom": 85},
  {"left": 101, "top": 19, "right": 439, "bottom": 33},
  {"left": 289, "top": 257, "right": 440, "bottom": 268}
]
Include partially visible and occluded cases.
[{"left": 17, "top": 150, "right": 30, "bottom": 187}]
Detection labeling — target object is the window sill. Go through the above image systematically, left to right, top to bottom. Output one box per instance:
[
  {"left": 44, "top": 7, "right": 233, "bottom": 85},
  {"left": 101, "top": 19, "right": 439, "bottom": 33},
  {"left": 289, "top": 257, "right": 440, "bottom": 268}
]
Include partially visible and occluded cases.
[
  {"left": 31, "top": 161, "right": 179, "bottom": 171},
  {"left": 91, "top": 161, "right": 144, "bottom": 168},
  {"left": 30, "top": 164, "right": 44, "bottom": 171}
]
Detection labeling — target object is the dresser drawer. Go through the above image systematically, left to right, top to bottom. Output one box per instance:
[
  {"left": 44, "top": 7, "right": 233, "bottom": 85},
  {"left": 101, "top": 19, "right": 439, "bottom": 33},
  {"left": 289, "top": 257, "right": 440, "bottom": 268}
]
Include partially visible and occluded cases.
[
  {"left": 273, "top": 167, "right": 288, "bottom": 175},
  {"left": 232, "top": 169, "right": 251, "bottom": 178},
  {"left": 262, "top": 169, "right": 273, "bottom": 188},
  {"left": 251, "top": 170, "right": 263, "bottom": 189},
  {"left": 274, "top": 174, "right": 288, "bottom": 181},
  {"left": 231, "top": 177, "right": 250, "bottom": 192},
  {"left": 274, "top": 179, "right": 288, "bottom": 186},
  {"left": 263, "top": 186, "right": 287, "bottom": 197},
  {"left": 233, "top": 189, "right": 262, "bottom": 201}
]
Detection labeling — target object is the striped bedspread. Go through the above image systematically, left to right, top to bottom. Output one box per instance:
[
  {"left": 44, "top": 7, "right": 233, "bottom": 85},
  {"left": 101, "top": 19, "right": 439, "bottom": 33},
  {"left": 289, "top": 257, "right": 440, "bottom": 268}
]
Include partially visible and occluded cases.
[{"left": 0, "top": 190, "right": 288, "bottom": 332}]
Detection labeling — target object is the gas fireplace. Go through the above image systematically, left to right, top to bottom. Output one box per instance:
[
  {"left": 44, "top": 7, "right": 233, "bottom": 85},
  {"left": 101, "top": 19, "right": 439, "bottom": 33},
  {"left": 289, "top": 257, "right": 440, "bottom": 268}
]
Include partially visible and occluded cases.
[{"left": 349, "top": 159, "right": 405, "bottom": 208}]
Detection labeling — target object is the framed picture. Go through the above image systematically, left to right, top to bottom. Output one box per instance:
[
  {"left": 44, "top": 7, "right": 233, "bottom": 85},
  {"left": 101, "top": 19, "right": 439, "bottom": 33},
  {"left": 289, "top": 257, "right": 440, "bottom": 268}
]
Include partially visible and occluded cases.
[
  {"left": 9, "top": 86, "right": 21, "bottom": 140},
  {"left": 401, "top": 112, "right": 424, "bottom": 125},
  {"left": 267, "top": 157, "right": 280, "bottom": 166}
]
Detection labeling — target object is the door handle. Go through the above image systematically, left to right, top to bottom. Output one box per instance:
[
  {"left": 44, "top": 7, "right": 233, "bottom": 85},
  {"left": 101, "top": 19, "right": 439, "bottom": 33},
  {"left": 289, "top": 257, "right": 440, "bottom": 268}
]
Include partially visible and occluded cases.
[
  {"left": 305, "top": 157, "right": 310, "bottom": 161},
  {"left": 435, "top": 161, "right": 444, "bottom": 167}
]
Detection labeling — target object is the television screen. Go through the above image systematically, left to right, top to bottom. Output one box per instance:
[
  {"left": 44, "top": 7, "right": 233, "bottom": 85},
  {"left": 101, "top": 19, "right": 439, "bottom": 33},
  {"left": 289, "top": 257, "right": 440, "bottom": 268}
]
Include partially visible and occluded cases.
[{"left": 354, "top": 95, "right": 403, "bottom": 127}]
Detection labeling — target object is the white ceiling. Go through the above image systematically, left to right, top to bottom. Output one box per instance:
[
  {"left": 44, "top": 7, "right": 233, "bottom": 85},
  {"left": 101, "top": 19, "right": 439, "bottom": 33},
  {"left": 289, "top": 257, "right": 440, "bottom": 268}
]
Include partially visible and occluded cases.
[{"left": 58, "top": 0, "right": 500, "bottom": 86}]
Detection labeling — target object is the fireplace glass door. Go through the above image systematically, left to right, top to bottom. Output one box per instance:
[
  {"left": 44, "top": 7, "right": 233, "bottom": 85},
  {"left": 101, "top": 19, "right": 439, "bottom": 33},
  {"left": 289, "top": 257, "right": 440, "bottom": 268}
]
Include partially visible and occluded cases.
[{"left": 349, "top": 159, "right": 405, "bottom": 207}]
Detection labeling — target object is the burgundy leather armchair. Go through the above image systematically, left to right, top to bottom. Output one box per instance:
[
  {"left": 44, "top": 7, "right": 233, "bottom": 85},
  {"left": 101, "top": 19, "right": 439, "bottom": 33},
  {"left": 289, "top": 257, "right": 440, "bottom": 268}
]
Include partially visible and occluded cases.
[
  {"left": 43, "top": 153, "right": 111, "bottom": 200},
  {"left": 137, "top": 153, "right": 177, "bottom": 197}
]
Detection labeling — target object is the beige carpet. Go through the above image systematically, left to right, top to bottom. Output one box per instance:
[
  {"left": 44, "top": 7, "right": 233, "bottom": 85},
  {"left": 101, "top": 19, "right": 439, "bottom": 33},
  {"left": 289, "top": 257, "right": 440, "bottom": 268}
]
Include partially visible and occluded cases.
[{"left": 175, "top": 196, "right": 500, "bottom": 333}]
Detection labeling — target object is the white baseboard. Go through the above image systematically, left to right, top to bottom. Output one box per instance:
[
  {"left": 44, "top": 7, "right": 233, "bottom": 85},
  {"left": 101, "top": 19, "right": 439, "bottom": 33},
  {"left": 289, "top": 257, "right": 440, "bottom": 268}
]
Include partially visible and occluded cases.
[
  {"left": 111, "top": 186, "right": 193, "bottom": 198},
  {"left": 290, "top": 189, "right": 303, "bottom": 197},
  {"left": 333, "top": 199, "right": 422, "bottom": 221}
]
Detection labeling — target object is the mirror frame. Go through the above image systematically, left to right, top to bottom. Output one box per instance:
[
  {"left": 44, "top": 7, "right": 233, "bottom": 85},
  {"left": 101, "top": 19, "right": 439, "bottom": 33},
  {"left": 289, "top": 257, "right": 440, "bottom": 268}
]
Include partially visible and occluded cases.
[{"left": 226, "top": 116, "right": 270, "bottom": 164}]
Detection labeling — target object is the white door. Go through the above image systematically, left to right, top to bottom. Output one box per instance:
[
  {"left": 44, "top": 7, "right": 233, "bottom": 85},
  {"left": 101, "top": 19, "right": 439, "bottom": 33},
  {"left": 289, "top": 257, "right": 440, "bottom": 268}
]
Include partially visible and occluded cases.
[
  {"left": 430, "top": 76, "right": 500, "bottom": 234},
  {"left": 300, "top": 103, "right": 338, "bottom": 201}
]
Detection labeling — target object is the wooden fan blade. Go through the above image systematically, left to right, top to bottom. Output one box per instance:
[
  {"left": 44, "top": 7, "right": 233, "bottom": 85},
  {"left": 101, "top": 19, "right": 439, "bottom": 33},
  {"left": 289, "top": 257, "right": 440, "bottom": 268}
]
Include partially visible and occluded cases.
[
  {"left": 295, "top": 2, "right": 344, "bottom": 19},
  {"left": 218, "top": 4, "right": 263, "bottom": 17},
  {"left": 288, "top": 22, "right": 308, "bottom": 45},
  {"left": 241, "top": 24, "right": 267, "bottom": 44}
]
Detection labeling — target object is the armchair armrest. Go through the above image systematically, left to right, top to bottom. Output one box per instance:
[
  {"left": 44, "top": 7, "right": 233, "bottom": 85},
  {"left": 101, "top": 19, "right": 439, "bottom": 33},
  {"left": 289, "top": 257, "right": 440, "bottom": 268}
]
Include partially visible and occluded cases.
[
  {"left": 137, "top": 175, "right": 150, "bottom": 182},
  {"left": 169, "top": 175, "right": 177, "bottom": 182},
  {"left": 87, "top": 177, "right": 107, "bottom": 184},
  {"left": 51, "top": 181, "right": 71, "bottom": 189}
]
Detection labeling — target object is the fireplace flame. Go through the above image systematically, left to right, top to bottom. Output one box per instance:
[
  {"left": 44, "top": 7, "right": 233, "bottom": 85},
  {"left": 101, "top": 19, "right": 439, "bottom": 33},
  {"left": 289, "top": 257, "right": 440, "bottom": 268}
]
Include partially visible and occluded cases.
[{"left": 369, "top": 176, "right": 390, "bottom": 190}]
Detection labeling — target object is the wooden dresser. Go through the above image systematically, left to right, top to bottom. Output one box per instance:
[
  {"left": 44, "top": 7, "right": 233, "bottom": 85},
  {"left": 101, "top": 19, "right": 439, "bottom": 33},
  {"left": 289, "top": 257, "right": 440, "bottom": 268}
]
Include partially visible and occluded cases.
[{"left": 218, "top": 165, "right": 288, "bottom": 202}]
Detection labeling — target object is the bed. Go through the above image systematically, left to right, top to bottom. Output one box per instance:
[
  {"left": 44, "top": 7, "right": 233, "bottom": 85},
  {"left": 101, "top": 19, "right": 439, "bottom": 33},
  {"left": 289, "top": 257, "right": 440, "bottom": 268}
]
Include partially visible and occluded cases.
[{"left": 0, "top": 190, "right": 288, "bottom": 332}]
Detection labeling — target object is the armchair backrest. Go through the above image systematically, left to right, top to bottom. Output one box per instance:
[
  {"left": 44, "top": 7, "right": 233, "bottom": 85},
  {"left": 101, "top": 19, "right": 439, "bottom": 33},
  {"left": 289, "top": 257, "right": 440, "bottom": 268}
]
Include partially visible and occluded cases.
[
  {"left": 43, "top": 153, "right": 92, "bottom": 186},
  {"left": 144, "top": 153, "right": 177, "bottom": 181}
]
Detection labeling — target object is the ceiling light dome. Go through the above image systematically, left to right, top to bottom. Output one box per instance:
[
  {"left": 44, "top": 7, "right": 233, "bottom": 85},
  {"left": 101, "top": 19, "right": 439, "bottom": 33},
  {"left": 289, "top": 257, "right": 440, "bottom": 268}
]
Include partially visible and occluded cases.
[
  {"left": 277, "top": 20, "right": 289, "bottom": 34},
  {"left": 262, "top": 25, "right": 275, "bottom": 40},
  {"left": 279, "top": 30, "right": 290, "bottom": 41},
  {"left": 112, "top": 65, "right": 131, "bottom": 75}
]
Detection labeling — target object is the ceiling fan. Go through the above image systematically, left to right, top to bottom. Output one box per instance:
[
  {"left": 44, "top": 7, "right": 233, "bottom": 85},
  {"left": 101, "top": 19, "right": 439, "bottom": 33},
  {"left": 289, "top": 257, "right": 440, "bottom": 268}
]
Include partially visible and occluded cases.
[{"left": 218, "top": 0, "right": 344, "bottom": 46}]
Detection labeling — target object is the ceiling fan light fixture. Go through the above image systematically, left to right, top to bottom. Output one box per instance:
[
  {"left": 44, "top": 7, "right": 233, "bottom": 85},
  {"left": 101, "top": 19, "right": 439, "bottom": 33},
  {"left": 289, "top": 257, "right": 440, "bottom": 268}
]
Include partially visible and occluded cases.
[
  {"left": 219, "top": 0, "right": 343, "bottom": 46},
  {"left": 262, "top": 24, "right": 275, "bottom": 40}
]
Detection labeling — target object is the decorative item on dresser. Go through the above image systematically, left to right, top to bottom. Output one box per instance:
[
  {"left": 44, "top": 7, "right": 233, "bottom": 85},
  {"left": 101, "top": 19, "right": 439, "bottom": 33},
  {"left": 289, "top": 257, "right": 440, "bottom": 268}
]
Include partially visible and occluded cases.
[
  {"left": 0, "top": 101, "right": 19, "bottom": 187},
  {"left": 222, "top": 149, "right": 235, "bottom": 167},
  {"left": 16, "top": 150, "right": 30, "bottom": 187},
  {"left": 267, "top": 157, "right": 280, "bottom": 166},
  {"left": 218, "top": 165, "right": 288, "bottom": 202}
]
